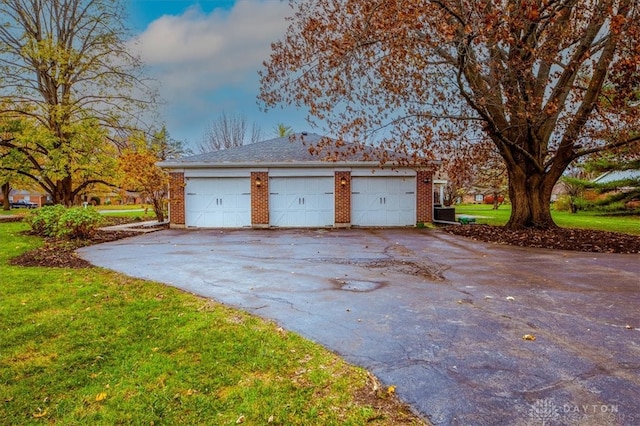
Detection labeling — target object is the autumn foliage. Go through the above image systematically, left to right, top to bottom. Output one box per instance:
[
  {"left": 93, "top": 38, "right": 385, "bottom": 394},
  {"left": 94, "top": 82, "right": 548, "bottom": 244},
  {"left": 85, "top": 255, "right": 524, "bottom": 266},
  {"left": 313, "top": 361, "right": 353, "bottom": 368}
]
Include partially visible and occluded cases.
[
  {"left": 260, "top": 0, "right": 640, "bottom": 229},
  {"left": 119, "top": 141, "right": 169, "bottom": 222}
]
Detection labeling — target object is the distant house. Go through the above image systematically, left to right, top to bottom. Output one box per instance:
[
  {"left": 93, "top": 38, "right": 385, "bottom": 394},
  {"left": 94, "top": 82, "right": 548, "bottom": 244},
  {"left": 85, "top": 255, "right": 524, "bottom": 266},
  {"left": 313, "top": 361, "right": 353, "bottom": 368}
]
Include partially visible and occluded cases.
[
  {"left": 592, "top": 169, "right": 640, "bottom": 189},
  {"left": 550, "top": 180, "right": 570, "bottom": 202},
  {"left": 461, "top": 188, "right": 486, "bottom": 204},
  {"left": 0, "top": 189, "right": 50, "bottom": 207},
  {"left": 79, "top": 190, "right": 143, "bottom": 206}
]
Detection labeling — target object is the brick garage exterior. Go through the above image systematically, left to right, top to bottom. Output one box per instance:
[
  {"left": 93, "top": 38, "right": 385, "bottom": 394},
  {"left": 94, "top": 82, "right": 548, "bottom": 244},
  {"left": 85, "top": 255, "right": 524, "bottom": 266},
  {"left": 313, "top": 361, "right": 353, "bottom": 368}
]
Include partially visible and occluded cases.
[
  {"left": 161, "top": 134, "right": 437, "bottom": 229},
  {"left": 168, "top": 170, "right": 434, "bottom": 228},
  {"left": 416, "top": 170, "right": 434, "bottom": 224},
  {"left": 251, "top": 171, "right": 269, "bottom": 226},
  {"left": 334, "top": 171, "right": 351, "bottom": 226},
  {"left": 168, "top": 172, "right": 185, "bottom": 227}
]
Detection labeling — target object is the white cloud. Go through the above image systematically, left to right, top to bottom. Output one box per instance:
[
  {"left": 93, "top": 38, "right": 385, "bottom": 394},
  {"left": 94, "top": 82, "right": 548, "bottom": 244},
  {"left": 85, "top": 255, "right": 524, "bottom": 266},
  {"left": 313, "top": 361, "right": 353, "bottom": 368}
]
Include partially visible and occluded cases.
[
  {"left": 127, "top": 0, "right": 301, "bottom": 146},
  {"left": 131, "top": 0, "right": 291, "bottom": 98}
]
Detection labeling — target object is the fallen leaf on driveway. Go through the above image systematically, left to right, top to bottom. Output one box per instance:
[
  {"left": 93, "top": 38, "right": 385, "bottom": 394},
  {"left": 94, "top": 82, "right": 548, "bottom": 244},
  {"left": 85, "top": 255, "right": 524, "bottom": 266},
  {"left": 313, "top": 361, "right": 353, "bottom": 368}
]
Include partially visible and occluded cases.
[{"left": 522, "top": 334, "right": 536, "bottom": 341}]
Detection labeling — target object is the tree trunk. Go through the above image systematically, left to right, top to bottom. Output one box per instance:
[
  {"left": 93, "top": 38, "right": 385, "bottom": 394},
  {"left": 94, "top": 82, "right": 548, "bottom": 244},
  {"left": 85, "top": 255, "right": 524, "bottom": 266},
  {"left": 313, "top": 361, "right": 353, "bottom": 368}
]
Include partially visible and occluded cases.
[
  {"left": 506, "top": 169, "right": 556, "bottom": 229},
  {"left": 52, "top": 176, "right": 75, "bottom": 206},
  {"left": 1, "top": 182, "right": 10, "bottom": 211},
  {"left": 492, "top": 191, "right": 500, "bottom": 210},
  {"left": 152, "top": 197, "right": 165, "bottom": 222}
]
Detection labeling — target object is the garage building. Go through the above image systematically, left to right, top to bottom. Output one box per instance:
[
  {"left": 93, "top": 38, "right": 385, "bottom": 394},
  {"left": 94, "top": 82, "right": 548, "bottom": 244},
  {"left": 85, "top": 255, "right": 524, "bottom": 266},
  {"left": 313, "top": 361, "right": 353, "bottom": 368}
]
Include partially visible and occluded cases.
[{"left": 160, "top": 133, "right": 434, "bottom": 228}]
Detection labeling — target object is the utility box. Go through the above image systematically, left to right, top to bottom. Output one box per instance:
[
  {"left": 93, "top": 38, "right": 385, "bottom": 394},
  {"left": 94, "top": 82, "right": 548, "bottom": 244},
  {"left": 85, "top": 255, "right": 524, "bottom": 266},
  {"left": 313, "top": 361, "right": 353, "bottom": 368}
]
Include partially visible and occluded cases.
[{"left": 434, "top": 207, "right": 456, "bottom": 222}]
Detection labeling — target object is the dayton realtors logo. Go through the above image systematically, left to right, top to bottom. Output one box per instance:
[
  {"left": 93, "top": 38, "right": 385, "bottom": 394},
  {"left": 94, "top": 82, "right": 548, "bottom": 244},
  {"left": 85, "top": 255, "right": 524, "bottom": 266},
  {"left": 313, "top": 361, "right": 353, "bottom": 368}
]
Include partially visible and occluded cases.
[
  {"left": 528, "top": 398, "right": 632, "bottom": 425},
  {"left": 529, "top": 398, "right": 560, "bottom": 424}
]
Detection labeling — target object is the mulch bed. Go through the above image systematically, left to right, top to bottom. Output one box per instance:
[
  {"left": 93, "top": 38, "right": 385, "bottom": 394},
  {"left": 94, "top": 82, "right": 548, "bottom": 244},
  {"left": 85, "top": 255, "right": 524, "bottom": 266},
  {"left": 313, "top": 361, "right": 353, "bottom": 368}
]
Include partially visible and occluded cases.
[
  {"left": 0, "top": 215, "right": 25, "bottom": 223},
  {"left": 8, "top": 216, "right": 156, "bottom": 269},
  {"left": 443, "top": 224, "right": 640, "bottom": 254},
  {"left": 9, "top": 230, "right": 140, "bottom": 269}
]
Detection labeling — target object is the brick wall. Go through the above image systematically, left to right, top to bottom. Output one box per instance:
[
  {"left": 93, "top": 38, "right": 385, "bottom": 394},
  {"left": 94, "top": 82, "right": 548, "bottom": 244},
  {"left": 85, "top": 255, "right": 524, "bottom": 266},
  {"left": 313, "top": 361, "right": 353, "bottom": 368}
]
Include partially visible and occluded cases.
[
  {"left": 416, "top": 170, "right": 433, "bottom": 224},
  {"left": 334, "top": 171, "right": 351, "bottom": 225},
  {"left": 168, "top": 172, "right": 185, "bottom": 227},
  {"left": 251, "top": 172, "right": 269, "bottom": 226}
]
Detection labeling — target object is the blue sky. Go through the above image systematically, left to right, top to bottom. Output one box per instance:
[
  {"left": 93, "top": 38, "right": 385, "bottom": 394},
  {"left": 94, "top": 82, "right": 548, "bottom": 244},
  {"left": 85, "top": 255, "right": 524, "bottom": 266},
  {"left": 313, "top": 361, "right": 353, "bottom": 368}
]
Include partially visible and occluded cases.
[{"left": 125, "top": 0, "right": 311, "bottom": 149}]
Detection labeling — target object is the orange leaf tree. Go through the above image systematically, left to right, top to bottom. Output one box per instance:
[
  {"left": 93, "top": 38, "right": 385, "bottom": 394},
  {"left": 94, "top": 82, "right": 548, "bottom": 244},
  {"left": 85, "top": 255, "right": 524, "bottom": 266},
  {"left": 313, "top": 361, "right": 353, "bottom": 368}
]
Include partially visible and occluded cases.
[
  {"left": 260, "top": 0, "right": 640, "bottom": 229},
  {"left": 118, "top": 128, "right": 184, "bottom": 222}
]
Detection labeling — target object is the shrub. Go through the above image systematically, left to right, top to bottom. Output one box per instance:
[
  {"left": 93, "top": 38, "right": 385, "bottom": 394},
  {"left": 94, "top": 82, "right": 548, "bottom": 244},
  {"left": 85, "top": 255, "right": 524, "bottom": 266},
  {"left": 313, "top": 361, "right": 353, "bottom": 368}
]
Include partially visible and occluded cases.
[
  {"left": 553, "top": 195, "right": 575, "bottom": 212},
  {"left": 572, "top": 197, "right": 591, "bottom": 211},
  {"left": 592, "top": 201, "right": 628, "bottom": 213},
  {"left": 25, "top": 205, "right": 104, "bottom": 239},
  {"left": 25, "top": 205, "right": 67, "bottom": 236},
  {"left": 57, "top": 207, "right": 104, "bottom": 239}
]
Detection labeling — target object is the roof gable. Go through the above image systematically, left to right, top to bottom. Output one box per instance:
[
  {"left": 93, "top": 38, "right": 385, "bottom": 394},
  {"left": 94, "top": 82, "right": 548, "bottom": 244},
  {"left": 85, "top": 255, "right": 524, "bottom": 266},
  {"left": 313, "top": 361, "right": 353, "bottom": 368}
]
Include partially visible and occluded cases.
[
  {"left": 159, "top": 133, "right": 436, "bottom": 170},
  {"left": 170, "top": 133, "right": 370, "bottom": 164},
  {"left": 592, "top": 169, "right": 640, "bottom": 184}
]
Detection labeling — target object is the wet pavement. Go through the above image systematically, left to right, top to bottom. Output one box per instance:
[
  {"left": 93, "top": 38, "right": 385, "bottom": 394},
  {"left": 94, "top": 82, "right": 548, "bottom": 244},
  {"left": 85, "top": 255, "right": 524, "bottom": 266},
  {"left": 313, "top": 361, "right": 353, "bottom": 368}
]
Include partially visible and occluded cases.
[{"left": 78, "top": 228, "right": 640, "bottom": 425}]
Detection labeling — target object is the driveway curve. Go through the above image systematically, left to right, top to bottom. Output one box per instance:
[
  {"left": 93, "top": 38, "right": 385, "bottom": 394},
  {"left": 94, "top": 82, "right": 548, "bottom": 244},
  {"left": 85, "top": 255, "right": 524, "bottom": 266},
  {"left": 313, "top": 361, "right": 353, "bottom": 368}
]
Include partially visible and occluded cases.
[{"left": 78, "top": 228, "right": 640, "bottom": 425}]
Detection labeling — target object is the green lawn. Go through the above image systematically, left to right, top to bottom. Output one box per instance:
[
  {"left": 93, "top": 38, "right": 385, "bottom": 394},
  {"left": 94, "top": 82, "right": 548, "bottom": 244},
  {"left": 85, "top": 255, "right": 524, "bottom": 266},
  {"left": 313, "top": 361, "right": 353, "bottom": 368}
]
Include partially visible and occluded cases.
[
  {"left": 95, "top": 204, "right": 151, "bottom": 211},
  {"left": 455, "top": 204, "right": 640, "bottom": 235},
  {"left": 95, "top": 205, "right": 158, "bottom": 221},
  {"left": 1, "top": 209, "right": 28, "bottom": 216},
  {"left": 99, "top": 210, "right": 156, "bottom": 220},
  {"left": 0, "top": 222, "right": 422, "bottom": 425}
]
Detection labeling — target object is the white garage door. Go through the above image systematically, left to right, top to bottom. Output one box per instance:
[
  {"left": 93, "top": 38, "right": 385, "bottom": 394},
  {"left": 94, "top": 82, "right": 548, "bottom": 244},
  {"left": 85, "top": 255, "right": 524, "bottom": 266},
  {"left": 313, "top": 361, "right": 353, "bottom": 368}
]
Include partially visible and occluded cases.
[
  {"left": 352, "top": 176, "right": 416, "bottom": 226},
  {"left": 270, "top": 177, "right": 334, "bottom": 227},
  {"left": 185, "top": 178, "right": 251, "bottom": 227}
]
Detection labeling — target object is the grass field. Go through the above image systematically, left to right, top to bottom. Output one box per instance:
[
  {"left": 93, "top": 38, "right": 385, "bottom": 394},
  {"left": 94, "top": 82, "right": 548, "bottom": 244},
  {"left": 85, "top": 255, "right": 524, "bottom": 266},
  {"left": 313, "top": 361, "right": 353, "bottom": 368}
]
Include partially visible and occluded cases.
[
  {"left": 95, "top": 204, "right": 151, "bottom": 210},
  {"left": 455, "top": 204, "right": 640, "bottom": 235},
  {"left": 95, "top": 205, "right": 158, "bottom": 220},
  {"left": 0, "top": 209, "right": 28, "bottom": 216},
  {"left": 0, "top": 222, "right": 421, "bottom": 425}
]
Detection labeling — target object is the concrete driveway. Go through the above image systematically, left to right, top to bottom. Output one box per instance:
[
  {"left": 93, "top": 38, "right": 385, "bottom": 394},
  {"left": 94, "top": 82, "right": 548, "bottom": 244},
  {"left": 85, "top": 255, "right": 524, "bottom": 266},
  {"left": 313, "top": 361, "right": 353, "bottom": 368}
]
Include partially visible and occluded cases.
[{"left": 78, "top": 228, "right": 640, "bottom": 425}]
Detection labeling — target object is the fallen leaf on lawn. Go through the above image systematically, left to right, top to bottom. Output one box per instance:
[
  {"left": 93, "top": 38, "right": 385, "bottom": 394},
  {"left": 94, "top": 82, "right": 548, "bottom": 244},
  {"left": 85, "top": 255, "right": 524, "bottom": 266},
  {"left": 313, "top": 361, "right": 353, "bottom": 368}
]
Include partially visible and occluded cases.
[
  {"left": 522, "top": 334, "right": 536, "bottom": 341},
  {"left": 369, "top": 373, "right": 380, "bottom": 393},
  {"left": 387, "top": 385, "right": 396, "bottom": 395},
  {"left": 186, "top": 389, "right": 197, "bottom": 396},
  {"left": 95, "top": 392, "right": 107, "bottom": 402},
  {"left": 32, "top": 410, "right": 48, "bottom": 418},
  {"left": 236, "top": 414, "right": 245, "bottom": 424},
  {"left": 268, "top": 415, "right": 275, "bottom": 423}
]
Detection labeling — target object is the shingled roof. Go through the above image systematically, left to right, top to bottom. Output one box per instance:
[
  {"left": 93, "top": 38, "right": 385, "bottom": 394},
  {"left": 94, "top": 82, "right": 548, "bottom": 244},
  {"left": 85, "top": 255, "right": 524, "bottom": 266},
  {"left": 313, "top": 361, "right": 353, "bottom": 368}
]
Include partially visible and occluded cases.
[{"left": 159, "top": 133, "right": 380, "bottom": 168}]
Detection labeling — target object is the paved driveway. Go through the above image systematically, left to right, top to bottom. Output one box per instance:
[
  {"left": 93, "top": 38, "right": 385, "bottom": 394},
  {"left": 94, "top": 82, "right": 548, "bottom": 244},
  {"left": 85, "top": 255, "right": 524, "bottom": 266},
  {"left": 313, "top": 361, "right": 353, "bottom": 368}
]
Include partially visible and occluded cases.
[{"left": 78, "top": 228, "right": 640, "bottom": 425}]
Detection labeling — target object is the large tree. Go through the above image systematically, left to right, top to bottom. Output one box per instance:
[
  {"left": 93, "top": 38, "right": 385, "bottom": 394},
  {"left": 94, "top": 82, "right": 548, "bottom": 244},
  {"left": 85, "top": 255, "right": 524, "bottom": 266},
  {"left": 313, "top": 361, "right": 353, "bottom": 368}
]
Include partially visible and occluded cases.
[
  {"left": 0, "top": 0, "right": 156, "bottom": 206},
  {"left": 260, "top": 0, "right": 640, "bottom": 229},
  {"left": 197, "top": 111, "right": 263, "bottom": 154}
]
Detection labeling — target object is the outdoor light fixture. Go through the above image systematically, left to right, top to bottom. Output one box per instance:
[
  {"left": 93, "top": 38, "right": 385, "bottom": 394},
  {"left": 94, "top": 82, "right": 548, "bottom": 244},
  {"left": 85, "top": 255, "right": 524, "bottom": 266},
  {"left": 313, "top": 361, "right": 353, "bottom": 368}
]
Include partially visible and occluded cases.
[
  {"left": 255, "top": 177, "right": 262, "bottom": 187},
  {"left": 340, "top": 177, "right": 347, "bottom": 186}
]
